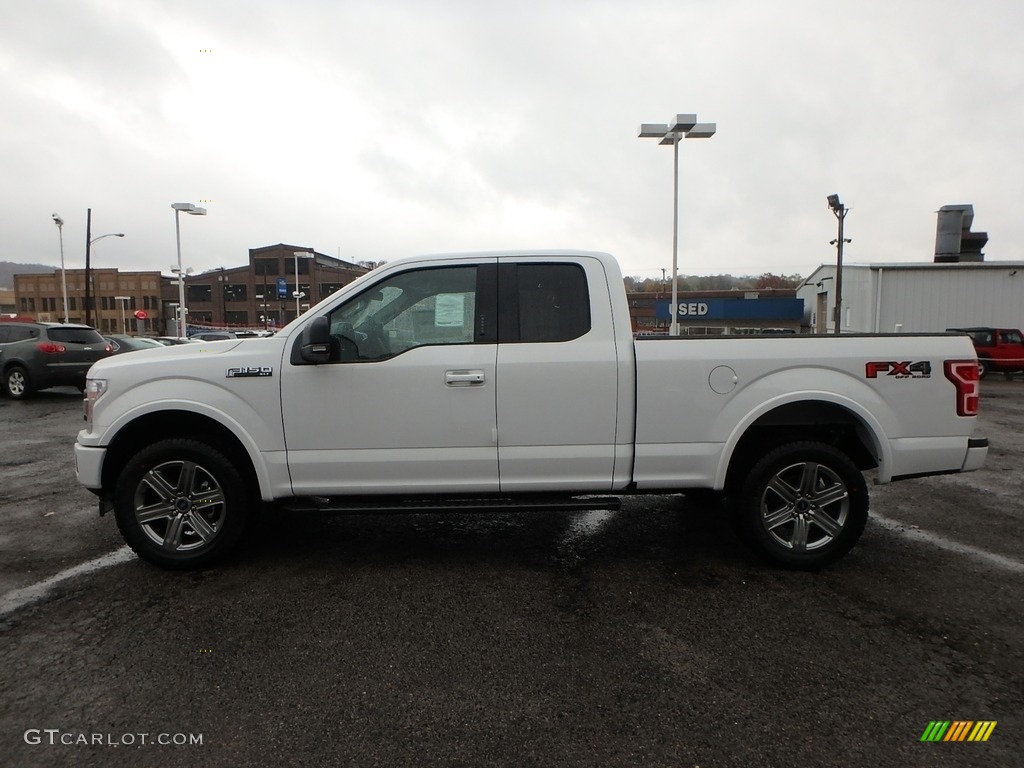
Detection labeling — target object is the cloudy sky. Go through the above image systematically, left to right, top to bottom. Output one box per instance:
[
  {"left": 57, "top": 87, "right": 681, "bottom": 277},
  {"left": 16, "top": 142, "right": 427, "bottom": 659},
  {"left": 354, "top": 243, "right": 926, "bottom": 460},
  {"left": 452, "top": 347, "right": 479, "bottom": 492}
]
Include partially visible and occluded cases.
[{"left": 3, "top": 0, "right": 1022, "bottom": 281}]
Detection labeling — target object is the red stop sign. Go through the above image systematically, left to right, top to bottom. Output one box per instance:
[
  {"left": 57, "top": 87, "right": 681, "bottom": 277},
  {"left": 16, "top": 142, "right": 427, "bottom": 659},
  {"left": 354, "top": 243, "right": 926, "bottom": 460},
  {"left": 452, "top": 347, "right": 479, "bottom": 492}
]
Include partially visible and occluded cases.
[{"left": 134, "top": 310, "right": 148, "bottom": 320}]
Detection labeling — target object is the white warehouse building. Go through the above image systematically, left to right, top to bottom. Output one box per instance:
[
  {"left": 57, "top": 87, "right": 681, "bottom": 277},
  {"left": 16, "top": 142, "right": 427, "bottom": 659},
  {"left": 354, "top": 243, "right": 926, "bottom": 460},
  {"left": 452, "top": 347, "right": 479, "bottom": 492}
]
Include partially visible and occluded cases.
[
  {"left": 798, "top": 204, "right": 1024, "bottom": 334},
  {"left": 798, "top": 260, "right": 1024, "bottom": 334}
]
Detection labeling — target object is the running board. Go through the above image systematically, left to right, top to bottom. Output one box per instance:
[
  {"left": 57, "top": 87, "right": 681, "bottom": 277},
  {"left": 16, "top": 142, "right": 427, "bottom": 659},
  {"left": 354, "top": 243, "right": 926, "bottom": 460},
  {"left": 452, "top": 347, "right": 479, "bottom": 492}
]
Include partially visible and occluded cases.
[{"left": 279, "top": 494, "right": 622, "bottom": 515}]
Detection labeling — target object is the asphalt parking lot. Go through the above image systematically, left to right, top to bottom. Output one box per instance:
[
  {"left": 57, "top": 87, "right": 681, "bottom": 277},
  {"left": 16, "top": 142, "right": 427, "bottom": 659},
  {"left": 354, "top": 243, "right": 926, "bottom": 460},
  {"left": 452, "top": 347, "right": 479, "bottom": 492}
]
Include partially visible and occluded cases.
[{"left": 1, "top": 380, "right": 1022, "bottom": 767}]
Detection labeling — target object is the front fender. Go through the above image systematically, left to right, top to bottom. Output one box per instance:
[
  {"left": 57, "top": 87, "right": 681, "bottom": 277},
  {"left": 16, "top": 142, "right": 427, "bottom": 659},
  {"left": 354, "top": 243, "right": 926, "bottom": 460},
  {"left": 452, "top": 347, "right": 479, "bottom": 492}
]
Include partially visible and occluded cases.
[{"left": 85, "top": 377, "right": 286, "bottom": 501}]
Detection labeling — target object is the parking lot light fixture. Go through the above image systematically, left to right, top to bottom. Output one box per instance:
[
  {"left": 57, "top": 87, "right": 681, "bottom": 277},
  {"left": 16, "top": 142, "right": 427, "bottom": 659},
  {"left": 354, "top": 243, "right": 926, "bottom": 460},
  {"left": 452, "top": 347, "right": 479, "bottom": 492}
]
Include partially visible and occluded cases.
[
  {"left": 638, "top": 113, "right": 716, "bottom": 336},
  {"left": 172, "top": 203, "right": 207, "bottom": 337},
  {"left": 52, "top": 214, "right": 69, "bottom": 323},
  {"left": 84, "top": 226, "right": 125, "bottom": 327},
  {"left": 293, "top": 251, "right": 312, "bottom": 320},
  {"left": 115, "top": 296, "right": 131, "bottom": 334}
]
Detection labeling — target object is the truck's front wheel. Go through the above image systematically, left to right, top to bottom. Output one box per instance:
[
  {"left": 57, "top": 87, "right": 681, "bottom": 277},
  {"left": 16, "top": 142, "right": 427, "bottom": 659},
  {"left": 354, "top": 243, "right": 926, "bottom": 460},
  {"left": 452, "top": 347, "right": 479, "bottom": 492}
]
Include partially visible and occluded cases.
[
  {"left": 114, "top": 439, "right": 249, "bottom": 569},
  {"left": 735, "top": 441, "right": 868, "bottom": 569}
]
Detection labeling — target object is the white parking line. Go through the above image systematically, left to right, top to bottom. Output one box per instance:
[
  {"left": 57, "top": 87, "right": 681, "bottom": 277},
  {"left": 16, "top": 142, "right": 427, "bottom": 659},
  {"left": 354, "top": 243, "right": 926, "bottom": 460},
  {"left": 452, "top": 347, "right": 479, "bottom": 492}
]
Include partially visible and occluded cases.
[
  {"left": 870, "top": 513, "right": 1024, "bottom": 574},
  {"left": 0, "top": 546, "right": 135, "bottom": 619}
]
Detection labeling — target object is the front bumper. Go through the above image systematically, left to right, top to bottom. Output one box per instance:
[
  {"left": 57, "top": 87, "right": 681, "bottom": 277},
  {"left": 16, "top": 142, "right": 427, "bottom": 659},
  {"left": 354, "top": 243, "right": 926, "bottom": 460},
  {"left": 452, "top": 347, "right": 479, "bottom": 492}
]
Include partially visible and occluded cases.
[{"left": 74, "top": 443, "right": 106, "bottom": 490}]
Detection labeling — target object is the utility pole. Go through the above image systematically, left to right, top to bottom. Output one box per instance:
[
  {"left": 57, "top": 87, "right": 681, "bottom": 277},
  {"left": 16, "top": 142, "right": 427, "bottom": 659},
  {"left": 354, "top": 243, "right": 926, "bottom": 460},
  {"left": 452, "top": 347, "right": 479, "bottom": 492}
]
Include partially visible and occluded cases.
[
  {"left": 827, "top": 195, "right": 851, "bottom": 334},
  {"left": 84, "top": 208, "right": 92, "bottom": 327}
]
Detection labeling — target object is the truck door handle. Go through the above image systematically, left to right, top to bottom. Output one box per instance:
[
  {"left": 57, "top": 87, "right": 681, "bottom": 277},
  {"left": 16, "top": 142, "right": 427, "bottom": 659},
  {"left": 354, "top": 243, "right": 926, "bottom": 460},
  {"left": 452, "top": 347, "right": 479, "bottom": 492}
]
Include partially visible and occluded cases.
[{"left": 445, "top": 370, "right": 486, "bottom": 387}]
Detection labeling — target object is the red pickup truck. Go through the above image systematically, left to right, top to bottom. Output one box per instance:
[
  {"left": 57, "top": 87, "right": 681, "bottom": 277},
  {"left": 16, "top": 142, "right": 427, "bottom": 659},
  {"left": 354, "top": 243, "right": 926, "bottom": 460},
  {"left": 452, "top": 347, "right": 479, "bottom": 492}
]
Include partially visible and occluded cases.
[{"left": 948, "top": 327, "right": 1024, "bottom": 378}]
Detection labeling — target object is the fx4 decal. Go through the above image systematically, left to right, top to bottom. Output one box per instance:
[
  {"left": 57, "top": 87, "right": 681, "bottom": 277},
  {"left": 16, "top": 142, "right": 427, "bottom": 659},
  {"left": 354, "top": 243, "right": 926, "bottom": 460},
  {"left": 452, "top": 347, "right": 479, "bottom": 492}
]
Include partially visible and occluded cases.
[{"left": 865, "top": 361, "right": 932, "bottom": 379}]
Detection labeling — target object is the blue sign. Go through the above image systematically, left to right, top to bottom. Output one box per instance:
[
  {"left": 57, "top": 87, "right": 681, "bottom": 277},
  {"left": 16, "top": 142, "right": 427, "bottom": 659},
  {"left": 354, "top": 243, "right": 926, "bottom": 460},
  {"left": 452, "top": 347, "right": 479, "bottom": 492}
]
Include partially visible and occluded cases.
[
  {"left": 276, "top": 277, "right": 288, "bottom": 299},
  {"left": 655, "top": 297, "right": 804, "bottom": 321}
]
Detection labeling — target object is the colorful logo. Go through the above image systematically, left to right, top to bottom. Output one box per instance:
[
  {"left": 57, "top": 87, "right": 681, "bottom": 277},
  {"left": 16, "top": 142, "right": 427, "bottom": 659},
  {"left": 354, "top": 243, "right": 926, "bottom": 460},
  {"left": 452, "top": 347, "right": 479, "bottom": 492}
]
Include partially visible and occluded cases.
[{"left": 920, "top": 721, "right": 997, "bottom": 742}]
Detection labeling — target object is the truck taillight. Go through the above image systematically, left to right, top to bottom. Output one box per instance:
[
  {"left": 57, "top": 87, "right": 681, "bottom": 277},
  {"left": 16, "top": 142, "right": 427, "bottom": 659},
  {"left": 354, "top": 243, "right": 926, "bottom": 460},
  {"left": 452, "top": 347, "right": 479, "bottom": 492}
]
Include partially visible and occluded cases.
[
  {"left": 37, "top": 342, "right": 66, "bottom": 354},
  {"left": 944, "top": 360, "right": 980, "bottom": 417}
]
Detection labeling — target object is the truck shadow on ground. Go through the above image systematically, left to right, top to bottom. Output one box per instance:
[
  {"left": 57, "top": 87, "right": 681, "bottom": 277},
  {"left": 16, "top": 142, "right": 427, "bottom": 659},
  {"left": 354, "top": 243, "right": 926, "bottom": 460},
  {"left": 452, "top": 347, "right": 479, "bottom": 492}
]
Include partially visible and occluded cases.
[{"left": 232, "top": 495, "right": 760, "bottom": 574}]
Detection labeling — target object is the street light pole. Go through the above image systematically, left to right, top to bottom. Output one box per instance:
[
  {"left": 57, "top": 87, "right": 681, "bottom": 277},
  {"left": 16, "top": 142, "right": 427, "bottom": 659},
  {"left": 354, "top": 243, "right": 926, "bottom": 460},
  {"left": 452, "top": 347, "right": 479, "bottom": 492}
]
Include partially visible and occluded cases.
[
  {"left": 638, "top": 114, "right": 716, "bottom": 336},
  {"left": 826, "top": 194, "right": 851, "bottom": 335},
  {"left": 171, "top": 203, "right": 207, "bottom": 338},
  {"left": 82, "top": 207, "right": 125, "bottom": 329},
  {"left": 85, "top": 208, "right": 92, "bottom": 326},
  {"left": 51, "top": 214, "right": 69, "bottom": 323},
  {"left": 293, "top": 251, "right": 311, "bottom": 320},
  {"left": 115, "top": 296, "right": 130, "bottom": 334}
]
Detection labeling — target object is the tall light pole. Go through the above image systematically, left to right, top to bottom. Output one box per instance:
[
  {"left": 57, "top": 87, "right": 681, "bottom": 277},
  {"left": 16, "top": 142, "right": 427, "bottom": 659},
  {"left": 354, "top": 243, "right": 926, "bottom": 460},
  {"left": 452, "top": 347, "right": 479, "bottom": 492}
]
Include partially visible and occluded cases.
[
  {"left": 639, "top": 114, "right": 716, "bottom": 336},
  {"left": 826, "top": 194, "right": 851, "bottom": 334},
  {"left": 172, "top": 203, "right": 207, "bottom": 337},
  {"left": 51, "top": 214, "right": 69, "bottom": 323},
  {"left": 84, "top": 216, "right": 125, "bottom": 328},
  {"left": 293, "top": 250, "right": 312, "bottom": 320},
  {"left": 115, "top": 296, "right": 131, "bottom": 334}
]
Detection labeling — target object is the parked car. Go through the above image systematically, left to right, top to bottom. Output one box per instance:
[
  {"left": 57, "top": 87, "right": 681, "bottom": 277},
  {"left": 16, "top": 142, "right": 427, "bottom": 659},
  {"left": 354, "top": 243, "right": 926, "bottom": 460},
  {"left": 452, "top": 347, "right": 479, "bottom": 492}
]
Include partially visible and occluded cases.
[
  {"left": 0, "top": 322, "right": 112, "bottom": 399},
  {"left": 946, "top": 327, "right": 1024, "bottom": 378},
  {"left": 189, "top": 331, "right": 238, "bottom": 341},
  {"left": 104, "top": 335, "right": 166, "bottom": 354},
  {"left": 153, "top": 336, "right": 199, "bottom": 346}
]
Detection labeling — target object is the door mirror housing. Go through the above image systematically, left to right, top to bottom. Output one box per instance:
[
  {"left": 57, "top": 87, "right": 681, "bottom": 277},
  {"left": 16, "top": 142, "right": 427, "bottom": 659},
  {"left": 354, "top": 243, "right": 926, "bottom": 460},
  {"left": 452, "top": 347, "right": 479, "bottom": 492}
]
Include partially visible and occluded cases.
[{"left": 298, "top": 316, "right": 331, "bottom": 364}]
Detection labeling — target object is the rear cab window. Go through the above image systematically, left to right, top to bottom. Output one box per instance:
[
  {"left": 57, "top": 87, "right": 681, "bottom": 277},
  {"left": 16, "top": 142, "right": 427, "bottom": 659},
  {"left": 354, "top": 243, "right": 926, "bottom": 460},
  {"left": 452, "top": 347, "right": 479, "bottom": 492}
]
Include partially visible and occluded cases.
[{"left": 499, "top": 263, "right": 591, "bottom": 343}]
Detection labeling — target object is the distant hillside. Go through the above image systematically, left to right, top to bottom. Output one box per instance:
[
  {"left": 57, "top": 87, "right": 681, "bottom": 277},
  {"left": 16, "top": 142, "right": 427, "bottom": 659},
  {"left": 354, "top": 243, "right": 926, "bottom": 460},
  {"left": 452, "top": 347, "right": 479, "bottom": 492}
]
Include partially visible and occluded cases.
[{"left": 0, "top": 261, "right": 54, "bottom": 288}]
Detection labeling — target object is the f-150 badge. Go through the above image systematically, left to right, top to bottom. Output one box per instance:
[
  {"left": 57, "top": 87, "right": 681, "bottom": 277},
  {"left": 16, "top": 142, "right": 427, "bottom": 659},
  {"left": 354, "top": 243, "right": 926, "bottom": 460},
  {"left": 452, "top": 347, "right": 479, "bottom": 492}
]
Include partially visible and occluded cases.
[{"left": 226, "top": 366, "right": 274, "bottom": 378}]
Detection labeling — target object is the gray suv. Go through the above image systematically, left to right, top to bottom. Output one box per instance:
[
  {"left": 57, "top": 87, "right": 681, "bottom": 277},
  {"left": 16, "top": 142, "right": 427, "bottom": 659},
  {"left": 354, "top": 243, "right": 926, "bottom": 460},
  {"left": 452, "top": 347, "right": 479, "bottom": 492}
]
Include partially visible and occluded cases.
[{"left": 0, "top": 322, "right": 113, "bottom": 399}]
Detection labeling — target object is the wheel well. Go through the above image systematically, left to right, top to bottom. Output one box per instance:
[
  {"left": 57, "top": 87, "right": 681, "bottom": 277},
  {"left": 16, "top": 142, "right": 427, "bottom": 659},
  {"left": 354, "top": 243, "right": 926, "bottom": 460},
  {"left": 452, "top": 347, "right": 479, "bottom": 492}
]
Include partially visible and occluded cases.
[
  {"left": 724, "top": 401, "right": 879, "bottom": 493},
  {"left": 101, "top": 410, "right": 259, "bottom": 495}
]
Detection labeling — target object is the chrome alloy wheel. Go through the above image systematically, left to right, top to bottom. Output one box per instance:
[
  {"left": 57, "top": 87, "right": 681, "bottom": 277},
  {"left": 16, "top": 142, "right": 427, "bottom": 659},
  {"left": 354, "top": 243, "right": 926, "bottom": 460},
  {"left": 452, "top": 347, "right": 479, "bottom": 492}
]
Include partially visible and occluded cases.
[
  {"left": 6, "top": 368, "right": 27, "bottom": 398},
  {"left": 132, "top": 460, "right": 227, "bottom": 553},
  {"left": 759, "top": 460, "right": 850, "bottom": 552}
]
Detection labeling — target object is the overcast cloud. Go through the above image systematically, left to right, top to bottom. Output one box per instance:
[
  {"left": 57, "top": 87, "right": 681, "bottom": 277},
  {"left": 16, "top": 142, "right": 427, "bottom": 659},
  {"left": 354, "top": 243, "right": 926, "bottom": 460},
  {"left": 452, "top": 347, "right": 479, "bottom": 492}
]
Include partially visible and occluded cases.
[{"left": 2, "top": 0, "right": 1022, "bottom": 280}]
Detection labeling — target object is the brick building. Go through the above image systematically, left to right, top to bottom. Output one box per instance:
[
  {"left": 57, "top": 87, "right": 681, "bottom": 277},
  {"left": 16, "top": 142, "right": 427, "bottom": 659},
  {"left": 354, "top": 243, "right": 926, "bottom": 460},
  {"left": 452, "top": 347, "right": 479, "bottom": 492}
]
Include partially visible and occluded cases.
[
  {"left": 12, "top": 244, "right": 370, "bottom": 335},
  {"left": 181, "top": 244, "right": 368, "bottom": 332},
  {"left": 14, "top": 268, "right": 168, "bottom": 334}
]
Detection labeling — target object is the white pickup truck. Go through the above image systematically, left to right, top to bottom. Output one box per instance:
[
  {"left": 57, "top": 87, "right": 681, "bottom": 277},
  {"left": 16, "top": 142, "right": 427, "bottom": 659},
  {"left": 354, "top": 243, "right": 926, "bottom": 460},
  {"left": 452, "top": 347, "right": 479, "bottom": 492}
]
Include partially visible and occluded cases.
[{"left": 75, "top": 250, "right": 987, "bottom": 570}]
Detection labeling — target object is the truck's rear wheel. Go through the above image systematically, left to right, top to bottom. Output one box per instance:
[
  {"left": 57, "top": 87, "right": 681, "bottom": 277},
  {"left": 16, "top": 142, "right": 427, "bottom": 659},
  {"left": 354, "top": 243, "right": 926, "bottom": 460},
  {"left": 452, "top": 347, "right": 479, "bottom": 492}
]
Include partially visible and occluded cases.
[
  {"left": 114, "top": 439, "right": 249, "bottom": 569},
  {"left": 735, "top": 441, "right": 868, "bottom": 569}
]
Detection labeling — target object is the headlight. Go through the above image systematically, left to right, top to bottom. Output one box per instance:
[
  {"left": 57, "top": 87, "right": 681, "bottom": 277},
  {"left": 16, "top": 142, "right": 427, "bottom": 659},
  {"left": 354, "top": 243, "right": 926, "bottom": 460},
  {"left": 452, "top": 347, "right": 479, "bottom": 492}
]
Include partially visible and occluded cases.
[{"left": 83, "top": 378, "right": 108, "bottom": 430}]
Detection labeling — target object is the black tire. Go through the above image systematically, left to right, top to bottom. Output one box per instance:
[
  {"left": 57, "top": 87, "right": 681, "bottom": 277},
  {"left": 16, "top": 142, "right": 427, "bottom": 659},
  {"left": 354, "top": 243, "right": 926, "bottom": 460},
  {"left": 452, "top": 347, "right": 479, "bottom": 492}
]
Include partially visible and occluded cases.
[
  {"left": 978, "top": 359, "right": 990, "bottom": 379},
  {"left": 4, "top": 365, "right": 32, "bottom": 399},
  {"left": 114, "top": 438, "right": 250, "bottom": 569},
  {"left": 735, "top": 441, "right": 868, "bottom": 569}
]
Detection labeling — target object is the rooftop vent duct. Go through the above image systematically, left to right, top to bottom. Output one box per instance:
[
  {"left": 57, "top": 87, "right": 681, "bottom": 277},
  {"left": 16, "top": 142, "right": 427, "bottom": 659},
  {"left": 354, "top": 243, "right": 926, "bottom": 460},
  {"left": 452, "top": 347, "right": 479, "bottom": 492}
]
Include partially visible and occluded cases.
[{"left": 935, "top": 204, "right": 987, "bottom": 263}]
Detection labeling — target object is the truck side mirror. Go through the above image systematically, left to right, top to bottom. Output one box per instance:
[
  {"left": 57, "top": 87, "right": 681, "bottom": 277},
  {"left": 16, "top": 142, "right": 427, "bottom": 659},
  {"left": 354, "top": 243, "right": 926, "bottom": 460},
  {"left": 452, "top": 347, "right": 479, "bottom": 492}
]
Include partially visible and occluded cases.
[{"left": 298, "top": 316, "right": 331, "bottom": 364}]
